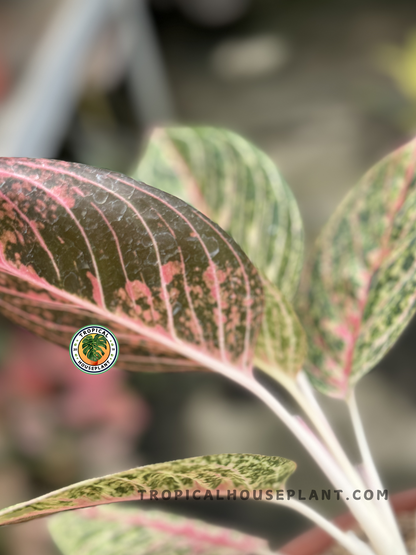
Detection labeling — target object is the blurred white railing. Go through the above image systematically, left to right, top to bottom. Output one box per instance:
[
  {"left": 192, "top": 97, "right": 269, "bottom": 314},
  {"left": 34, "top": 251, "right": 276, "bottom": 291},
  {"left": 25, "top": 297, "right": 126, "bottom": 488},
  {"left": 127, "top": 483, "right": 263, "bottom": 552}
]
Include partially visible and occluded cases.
[{"left": 0, "top": 0, "right": 173, "bottom": 158}]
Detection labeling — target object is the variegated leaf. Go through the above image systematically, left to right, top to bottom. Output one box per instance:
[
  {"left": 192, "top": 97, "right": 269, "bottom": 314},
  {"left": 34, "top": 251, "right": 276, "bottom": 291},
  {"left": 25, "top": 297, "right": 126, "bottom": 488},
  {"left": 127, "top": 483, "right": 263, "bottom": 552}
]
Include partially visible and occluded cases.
[
  {"left": 135, "top": 126, "right": 304, "bottom": 300},
  {"left": 300, "top": 137, "right": 416, "bottom": 397},
  {"left": 0, "top": 158, "right": 264, "bottom": 375},
  {"left": 255, "top": 277, "right": 307, "bottom": 382},
  {"left": 0, "top": 453, "right": 296, "bottom": 526},
  {"left": 49, "top": 505, "right": 275, "bottom": 555}
]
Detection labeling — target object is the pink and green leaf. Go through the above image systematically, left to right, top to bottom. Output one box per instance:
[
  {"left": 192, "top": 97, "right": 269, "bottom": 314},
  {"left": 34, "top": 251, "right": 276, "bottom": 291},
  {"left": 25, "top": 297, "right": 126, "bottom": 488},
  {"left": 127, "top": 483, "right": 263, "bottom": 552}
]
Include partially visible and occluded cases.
[
  {"left": 135, "top": 126, "right": 304, "bottom": 300},
  {"left": 300, "top": 137, "right": 416, "bottom": 397},
  {"left": 0, "top": 158, "right": 264, "bottom": 375},
  {"left": 0, "top": 453, "right": 296, "bottom": 526},
  {"left": 49, "top": 505, "right": 275, "bottom": 555}
]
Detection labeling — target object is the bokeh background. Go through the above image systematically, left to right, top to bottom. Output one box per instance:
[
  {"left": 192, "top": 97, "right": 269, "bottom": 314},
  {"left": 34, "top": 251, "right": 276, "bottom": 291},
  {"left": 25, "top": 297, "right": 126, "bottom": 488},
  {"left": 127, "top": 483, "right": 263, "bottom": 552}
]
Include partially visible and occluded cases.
[{"left": 0, "top": 0, "right": 415, "bottom": 553}]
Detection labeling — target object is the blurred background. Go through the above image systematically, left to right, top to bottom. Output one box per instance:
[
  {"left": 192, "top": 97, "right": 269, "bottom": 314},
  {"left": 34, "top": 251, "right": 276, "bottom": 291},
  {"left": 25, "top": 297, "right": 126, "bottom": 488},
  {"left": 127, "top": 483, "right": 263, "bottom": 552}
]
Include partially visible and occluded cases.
[{"left": 0, "top": 0, "right": 416, "bottom": 553}]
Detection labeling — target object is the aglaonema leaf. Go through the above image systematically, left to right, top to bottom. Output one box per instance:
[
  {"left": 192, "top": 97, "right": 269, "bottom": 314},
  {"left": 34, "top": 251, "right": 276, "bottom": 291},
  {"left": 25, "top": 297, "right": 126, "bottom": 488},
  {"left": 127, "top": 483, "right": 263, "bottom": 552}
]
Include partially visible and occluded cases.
[
  {"left": 135, "top": 126, "right": 304, "bottom": 300},
  {"left": 300, "top": 137, "right": 416, "bottom": 397},
  {"left": 0, "top": 158, "right": 264, "bottom": 376},
  {"left": 255, "top": 277, "right": 307, "bottom": 383},
  {"left": 0, "top": 454, "right": 296, "bottom": 526},
  {"left": 49, "top": 505, "right": 275, "bottom": 555}
]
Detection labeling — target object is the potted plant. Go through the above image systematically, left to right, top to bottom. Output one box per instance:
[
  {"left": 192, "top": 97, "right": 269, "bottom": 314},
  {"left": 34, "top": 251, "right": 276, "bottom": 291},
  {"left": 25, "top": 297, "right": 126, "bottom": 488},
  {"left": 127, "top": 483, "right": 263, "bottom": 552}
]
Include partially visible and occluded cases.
[{"left": 0, "top": 127, "right": 414, "bottom": 555}]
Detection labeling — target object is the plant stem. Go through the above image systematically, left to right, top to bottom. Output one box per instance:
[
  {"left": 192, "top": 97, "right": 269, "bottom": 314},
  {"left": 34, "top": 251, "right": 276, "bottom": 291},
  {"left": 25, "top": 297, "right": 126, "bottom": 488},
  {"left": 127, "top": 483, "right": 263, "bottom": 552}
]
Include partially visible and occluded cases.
[
  {"left": 267, "top": 368, "right": 405, "bottom": 551},
  {"left": 260, "top": 369, "right": 386, "bottom": 527},
  {"left": 286, "top": 371, "right": 366, "bottom": 490},
  {"left": 228, "top": 372, "right": 400, "bottom": 555},
  {"left": 295, "top": 373, "right": 390, "bottom": 523},
  {"left": 347, "top": 389, "right": 407, "bottom": 553},
  {"left": 273, "top": 496, "right": 376, "bottom": 555}
]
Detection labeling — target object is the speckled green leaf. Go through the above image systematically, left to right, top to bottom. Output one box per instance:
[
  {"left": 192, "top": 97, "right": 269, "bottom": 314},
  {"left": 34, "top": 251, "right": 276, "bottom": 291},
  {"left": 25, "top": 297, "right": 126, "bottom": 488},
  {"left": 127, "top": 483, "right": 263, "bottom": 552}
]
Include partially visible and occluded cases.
[
  {"left": 134, "top": 127, "right": 304, "bottom": 300},
  {"left": 300, "top": 138, "right": 416, "bottom": 397},
  {"left": 0, "top": 158, "right": 264, "bottom": 375},
  {"left": 255, "top": 277, "right": 307, "bottom": 382},
  {"left": 0, "top": 453, "right": 296, "bottom": 526},
  {"left": 49, "top": 506, "right": 275, "bottom": 555}
]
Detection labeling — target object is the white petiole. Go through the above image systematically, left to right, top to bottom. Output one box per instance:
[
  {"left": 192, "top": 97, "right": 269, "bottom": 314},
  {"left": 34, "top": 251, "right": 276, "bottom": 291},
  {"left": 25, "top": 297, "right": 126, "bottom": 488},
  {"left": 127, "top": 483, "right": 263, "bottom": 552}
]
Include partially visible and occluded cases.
[
  {"left": 220, "top": 367, "right": 406, "bottom": 555},
  {"left": 261, "top": 368, "right": 407, "bottom": 554},
  {"left": 295, "top": 371, "right": 405, "bottom": 544},
  {"left": 347, "top": 389, "right": 407, "bottom": 553},
  {"left": 273, "top": 494, "right": 376, "bottom": 555}
]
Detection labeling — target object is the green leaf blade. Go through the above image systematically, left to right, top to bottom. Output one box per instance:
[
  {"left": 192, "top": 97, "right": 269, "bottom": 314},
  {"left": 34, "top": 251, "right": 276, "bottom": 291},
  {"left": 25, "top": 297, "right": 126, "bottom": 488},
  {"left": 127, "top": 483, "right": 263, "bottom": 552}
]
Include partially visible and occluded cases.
[
  {"left": 135, "top": 126, "right": 304, "bottom": 300},
  {"left": 300, "top": 138, "right": 416, "bottom": 397},
  {"left": 255, "top": 278, "right": 307, "bottom": 382},
  {"left": 0, "top": 454, "right": 296, "bottom": 526},
  {"left": 49, "top": 506, "right": 273, "bottom": 555}
]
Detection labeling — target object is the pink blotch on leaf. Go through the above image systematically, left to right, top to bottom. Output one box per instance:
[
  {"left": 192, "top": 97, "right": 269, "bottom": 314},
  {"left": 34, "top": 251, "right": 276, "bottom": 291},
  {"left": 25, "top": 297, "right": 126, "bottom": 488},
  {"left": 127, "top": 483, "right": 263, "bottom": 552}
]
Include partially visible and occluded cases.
[
  {"left": 50, "top": 185, "right": 77, "bottom": 209},
  {"left": 34, "top": 198, "right": 47, "bottom": 215},
  {"left": 0, "top": 201, "right": 16, "bottom": 217},
  {"left": 1, "top": 230, "right": 17, "bottom": 245},
  {"left": 0, "top": 238, "right": 46, "bottom": 285},
  {"left": 161, "top": 260, "right": 181, "bottom": 286},
  {"left": 203, "top": 265, "right": 233, "bottom": 300},
  {"left": 202, "top": 266, "right": 217, "bottom": 299},
  {"left": 86, "top": 271, "right": 104, "bottom": 306},
  {"left": 126, "top": 280, "right": 152, "bottom": 302},
  {"left": 225, "top": 305, "right": 241, "bottom": 332},
  {"left": 142, "top": 309, "right": 153, "bottom": 323},
  {"left": 332, "top": 323, "right": 354, "bottom": 343}
]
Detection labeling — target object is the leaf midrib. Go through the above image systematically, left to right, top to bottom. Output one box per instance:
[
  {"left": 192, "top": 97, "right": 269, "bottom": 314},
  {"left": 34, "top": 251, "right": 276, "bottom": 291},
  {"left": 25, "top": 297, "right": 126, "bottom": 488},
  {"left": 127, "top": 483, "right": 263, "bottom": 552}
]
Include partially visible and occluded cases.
[{"left": 0, "top": 242, "right": 253, "bottom": 380}]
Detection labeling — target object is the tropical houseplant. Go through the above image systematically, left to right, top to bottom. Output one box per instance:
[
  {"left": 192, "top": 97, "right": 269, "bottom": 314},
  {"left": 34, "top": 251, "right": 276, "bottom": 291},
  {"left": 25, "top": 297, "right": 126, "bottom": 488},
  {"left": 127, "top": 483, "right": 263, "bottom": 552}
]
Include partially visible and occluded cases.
[{"left": 0, "top": 127, "right": 414, "bottom": 554}]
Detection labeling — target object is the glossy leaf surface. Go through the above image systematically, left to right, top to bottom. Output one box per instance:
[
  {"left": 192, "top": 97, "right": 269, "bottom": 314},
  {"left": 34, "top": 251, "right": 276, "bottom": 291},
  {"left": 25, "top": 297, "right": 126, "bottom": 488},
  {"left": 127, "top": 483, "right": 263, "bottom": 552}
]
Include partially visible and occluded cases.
[
  {"left": 135, "top": 127, "right": 303, "bottom": 299},
  {"left": 300, "top": 138, "right": 416, "bottom": 397},
  {"left": 0, "top": 158, "right": 263, "bottom": 374},
  {"left": 255, "top": 277, "right": 307, "bottom": 381},
  {"left": 0, "top": 454, "right": 296, "bottom": 526},
  {"left": 49, "top": 506, "right": 274, "bottom": 555}
]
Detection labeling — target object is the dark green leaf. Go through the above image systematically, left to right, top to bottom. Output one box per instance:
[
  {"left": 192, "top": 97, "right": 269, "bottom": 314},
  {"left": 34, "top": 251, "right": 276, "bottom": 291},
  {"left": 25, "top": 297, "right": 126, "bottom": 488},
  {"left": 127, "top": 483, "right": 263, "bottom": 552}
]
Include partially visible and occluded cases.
[{"left": 0, "top": 158, "right": 263, "bottom": 375}]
